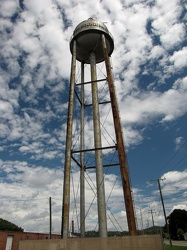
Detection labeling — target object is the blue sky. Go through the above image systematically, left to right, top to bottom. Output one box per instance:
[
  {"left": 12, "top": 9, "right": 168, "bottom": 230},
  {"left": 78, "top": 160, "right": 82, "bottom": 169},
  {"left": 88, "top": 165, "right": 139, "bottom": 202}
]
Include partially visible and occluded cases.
[{"left": 0, "top": 0, "right": 187, "bottom": 234}]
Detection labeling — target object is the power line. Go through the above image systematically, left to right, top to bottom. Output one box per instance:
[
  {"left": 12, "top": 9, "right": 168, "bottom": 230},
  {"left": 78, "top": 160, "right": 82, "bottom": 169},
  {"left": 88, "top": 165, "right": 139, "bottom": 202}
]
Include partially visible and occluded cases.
[
  {"left": 156, "top": 140, "right": 186, "bottom": 175},
  {"left": 0, "top": 197, "right": 49, "bottom": 202},
  {"left": 148, "top": 209, "right": 155, "bottom": 227}
]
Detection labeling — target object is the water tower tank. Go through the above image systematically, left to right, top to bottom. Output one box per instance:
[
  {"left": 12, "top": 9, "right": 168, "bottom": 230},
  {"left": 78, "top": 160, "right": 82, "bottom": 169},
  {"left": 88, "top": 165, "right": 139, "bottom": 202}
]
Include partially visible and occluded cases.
[{"left": 70, "top": 18, "right": 114, "bottom": 64}]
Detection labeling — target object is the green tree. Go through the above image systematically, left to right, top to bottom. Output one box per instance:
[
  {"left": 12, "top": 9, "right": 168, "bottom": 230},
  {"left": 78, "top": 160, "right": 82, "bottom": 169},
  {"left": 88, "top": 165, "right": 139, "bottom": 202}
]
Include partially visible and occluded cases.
[
  {"left": 167, "top": 209, "right": 187, "bottom": 240},
  {"left": 0, "top": 218, "right": 23, "bottom": 232},
  {"left": 177, "top": 229, "right": 184, "bottom": 240}
]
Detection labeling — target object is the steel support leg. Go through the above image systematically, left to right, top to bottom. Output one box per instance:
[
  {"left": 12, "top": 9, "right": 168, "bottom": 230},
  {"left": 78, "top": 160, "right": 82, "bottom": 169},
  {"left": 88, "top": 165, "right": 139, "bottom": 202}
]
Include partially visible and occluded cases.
[
  {"left": 101, "top": 34, "right": 137, "bottom": 236},
  {"left": 61, "top": 40, "right": 77, "bottom": 239},
  {"left": 80, "top": 62, "right": 85, "bottom": 237}
]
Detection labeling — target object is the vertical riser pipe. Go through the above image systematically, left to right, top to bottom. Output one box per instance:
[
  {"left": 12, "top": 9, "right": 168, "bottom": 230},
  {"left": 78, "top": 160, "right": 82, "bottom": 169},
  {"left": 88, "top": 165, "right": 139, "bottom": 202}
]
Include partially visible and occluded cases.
[{"left": 90, "top": 52, "right": 108, "bottom": 238}]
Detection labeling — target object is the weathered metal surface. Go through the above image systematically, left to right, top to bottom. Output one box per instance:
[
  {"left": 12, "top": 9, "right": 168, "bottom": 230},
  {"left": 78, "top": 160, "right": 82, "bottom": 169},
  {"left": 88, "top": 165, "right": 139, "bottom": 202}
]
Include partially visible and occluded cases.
[
  {"left": 70, "top": 18, "right": 114, "bottom": 63},
  {"left": 64, "top": 19, "right": 137, "bottom": 240},
  {"left": 101, "top": 34, "right": 137, "bottom": 236},
  {"left": 62, "top": 40, "right": 77, "bottom": 239},
  {"left": 90, "top": 52, "right": 107, "bottom": 237},
  {"left": 80, "top": 62, "right": 85, "bottom": 238},
  {"left": 76, "top": 78, "right": 106, "bottom": 86},
  {"left": 72, "top": 145, "right": 116, "bottom": 154}
]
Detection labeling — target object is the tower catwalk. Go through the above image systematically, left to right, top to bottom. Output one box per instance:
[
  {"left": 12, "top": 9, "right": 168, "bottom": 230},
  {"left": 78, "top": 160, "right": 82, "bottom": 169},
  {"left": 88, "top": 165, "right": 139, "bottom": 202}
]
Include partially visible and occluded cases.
[{"left": 61, "top": 18, "right": 137, "bottom": 239}]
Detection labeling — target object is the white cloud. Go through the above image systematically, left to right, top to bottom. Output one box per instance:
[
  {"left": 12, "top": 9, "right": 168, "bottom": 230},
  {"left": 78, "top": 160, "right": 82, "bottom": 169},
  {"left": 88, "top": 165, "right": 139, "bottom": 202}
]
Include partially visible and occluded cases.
[
  {"left": 0, "top": 0, "right": 18, "bottom": 18},
  {"left": 151, "top": 0, "right": 185, "bottom": 51},
  {"left": 151, "top": 0, "right": 183, "bottom": 33},
  {"left": 160, "top": 23, "right": 185, "bottom": 50},
  {"left": 148, "top": 45, "right": 166, "bottom": 60},
  {"left": 170, "top": 47, "right": 187, "bottom": 70},
  {"left": 117, "top": 75, "right": 187, "bottom": 126},
  {"left": 174, "top": 76, "right": 187, "bottom": 91},
  {"left": 0, "top": 100, "right": 13, "bottom": 114},
  {"left": 175, "top": 136, "right": 185, "bottom": 150},
  {"left": 0, "top": 159, "right": 130, "bottom": 232},
  {"left": 0, "top": 160, "right": 63, "bottom": 232},
  {"left": 1, "top": 160, "right": 187, "bottom": 232},
  {"left": 162, "top": 170, "right": 187, "bottom": 184},
  {"left": 172, "top": 204, "right": 187, "bottom": 211}
]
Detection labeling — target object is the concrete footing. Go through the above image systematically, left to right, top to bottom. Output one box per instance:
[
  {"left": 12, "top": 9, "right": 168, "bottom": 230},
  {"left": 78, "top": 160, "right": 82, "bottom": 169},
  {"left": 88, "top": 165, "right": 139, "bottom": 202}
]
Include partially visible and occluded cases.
[{"left": 18, "top": 234, "right": 163, "bottom": 250}]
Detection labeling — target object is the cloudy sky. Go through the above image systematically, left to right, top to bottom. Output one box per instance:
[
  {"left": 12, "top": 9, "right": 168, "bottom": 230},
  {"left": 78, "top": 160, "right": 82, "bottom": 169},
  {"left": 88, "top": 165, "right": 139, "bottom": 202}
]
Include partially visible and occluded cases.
[{"left": 0, "top": 0, "right": 187, "bottom": 235}]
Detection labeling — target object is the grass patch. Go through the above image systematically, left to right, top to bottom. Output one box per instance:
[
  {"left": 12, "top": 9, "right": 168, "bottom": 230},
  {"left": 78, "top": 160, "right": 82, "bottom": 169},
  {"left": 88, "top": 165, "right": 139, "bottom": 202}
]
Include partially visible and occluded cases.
[{"left": 164, "top": 245, "right": 187, "bottom": 250}]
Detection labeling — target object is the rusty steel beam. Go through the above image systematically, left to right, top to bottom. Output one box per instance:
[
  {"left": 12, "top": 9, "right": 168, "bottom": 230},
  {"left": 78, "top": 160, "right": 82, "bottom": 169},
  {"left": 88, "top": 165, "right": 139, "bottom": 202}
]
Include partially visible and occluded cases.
[
  {"left": 101, "top": 34, "right": 137, "bottom": 236},
  {"left": 61, "top": 40, "right": 77, "bottom": 239},
  {"left": 76, "top": 78, "right": 106, "bottom": 86},
  {"left": 72, "top": 145, "right": 117, "bottom": 154}
]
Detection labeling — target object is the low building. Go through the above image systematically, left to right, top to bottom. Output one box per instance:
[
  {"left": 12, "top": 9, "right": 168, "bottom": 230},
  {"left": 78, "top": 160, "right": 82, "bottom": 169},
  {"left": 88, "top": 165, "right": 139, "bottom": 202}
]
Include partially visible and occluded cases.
[{"left": 0, "top": 231, "right": 61, "bottom": 250}]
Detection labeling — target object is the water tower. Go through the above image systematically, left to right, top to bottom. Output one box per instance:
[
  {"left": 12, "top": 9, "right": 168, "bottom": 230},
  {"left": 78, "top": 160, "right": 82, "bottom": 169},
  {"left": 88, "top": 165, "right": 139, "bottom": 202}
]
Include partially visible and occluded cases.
[{"left": 61, "top": 18, "right": 137, "bottom": 239}]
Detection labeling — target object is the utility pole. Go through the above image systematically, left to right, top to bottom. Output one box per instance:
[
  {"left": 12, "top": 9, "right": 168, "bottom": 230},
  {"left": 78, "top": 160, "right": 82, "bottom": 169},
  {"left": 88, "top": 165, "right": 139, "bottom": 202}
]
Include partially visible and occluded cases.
[
  {"left": 152, "top": 178, "right": 172, "bottom": 248},
  {"left": 49, "top": 197, "right": 52, "bottom": 239},
  {"left": 136, "top": 207, "right": 144, "bottom": 234},
  {"left": 148, "top": 209, "right": 155, "bottom": 227},
  {"left": 147, "top": 220, "right": 149, "bottom": 228}
]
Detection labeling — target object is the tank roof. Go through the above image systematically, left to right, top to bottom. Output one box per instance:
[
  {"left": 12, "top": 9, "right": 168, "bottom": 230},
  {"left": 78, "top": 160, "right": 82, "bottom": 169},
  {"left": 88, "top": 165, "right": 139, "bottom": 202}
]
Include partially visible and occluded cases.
[{"left": 70, "top": 18, "right": 114, "bottom": 64}]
